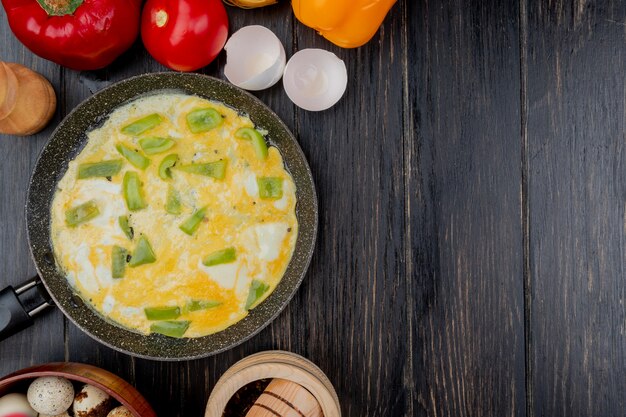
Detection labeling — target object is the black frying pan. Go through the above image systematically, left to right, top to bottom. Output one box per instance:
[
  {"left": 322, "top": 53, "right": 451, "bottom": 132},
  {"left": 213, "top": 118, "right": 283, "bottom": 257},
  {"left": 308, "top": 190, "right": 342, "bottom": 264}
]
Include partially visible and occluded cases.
[{"left": 0, "top": 73, "right": 318, "bottom": 360}]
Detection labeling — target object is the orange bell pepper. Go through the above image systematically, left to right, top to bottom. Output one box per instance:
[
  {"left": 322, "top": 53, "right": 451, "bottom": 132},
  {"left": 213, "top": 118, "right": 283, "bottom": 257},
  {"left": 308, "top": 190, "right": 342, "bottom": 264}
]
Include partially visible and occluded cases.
[{"left": 292, "top": 0, "right": 397, "bottom": 48}]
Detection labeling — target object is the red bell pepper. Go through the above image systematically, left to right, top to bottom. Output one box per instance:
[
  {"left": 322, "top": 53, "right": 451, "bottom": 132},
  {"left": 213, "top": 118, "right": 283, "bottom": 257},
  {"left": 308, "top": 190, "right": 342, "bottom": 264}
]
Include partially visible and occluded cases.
[{"left": 1, "top": 0, "right": 142, "bottom": 70}]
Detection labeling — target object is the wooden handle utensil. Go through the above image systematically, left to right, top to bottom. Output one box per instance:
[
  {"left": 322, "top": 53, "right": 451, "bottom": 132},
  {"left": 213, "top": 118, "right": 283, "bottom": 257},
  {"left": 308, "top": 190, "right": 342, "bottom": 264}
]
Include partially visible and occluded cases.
[{"left": 245, "top": 379, "right": 323, "bottom": 417}]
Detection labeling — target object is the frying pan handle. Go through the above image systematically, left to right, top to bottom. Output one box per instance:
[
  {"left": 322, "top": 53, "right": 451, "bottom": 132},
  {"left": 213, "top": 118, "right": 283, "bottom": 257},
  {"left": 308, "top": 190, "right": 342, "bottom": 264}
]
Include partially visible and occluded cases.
[{"left": 0, "top": 277, "right": 53, "bottom": 341}]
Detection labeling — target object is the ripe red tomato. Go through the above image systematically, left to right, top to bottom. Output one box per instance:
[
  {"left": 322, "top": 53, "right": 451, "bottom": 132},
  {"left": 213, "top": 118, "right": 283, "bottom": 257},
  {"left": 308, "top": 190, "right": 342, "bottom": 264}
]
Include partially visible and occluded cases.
[{"left": 141, "top": 0, "right": 229, "bottom": 72}]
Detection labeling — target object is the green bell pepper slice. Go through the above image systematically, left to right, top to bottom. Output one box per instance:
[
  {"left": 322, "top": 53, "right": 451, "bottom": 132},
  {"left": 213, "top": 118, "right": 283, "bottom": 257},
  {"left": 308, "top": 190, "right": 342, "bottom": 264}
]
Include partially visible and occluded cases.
[
  {"left": 186, "top": 108, "right": 223, "bottom": 133},
  {"left": 121, "top": 113, "right": 163, "bottom": 136},
  {"left": 235, "top": 127, "right": 268, "bottom": 160},
  {"left": 139, "top": 137, "right": 175, "bottom": 155},
  {"left": 116, "top": 143, "right": 150, "bottom": 170},
  {"left": 158, "top": 154, "right": 178, "bottom": 180},
  {"left": 77, "top": 159, "right": 123, "bottom": 179},
  {"left": 176, "top": 160, "right": 227, "bottom": 179},
  {"left": 122, "top": 171, "right": 147, "bottom": 211},
  {"left": 257, "top": 177, "right": 283, "bottom": 199},
  {"left": 165, "top": 186, "right": 182, "bottom": 215},
  {"left": 65, "top": 200, "right": 100, "bottom": 227},
  {"left": 179, "top": 207, "right": 207, "bottom": 236},
  {"left": 118, "top": 215, "right": 134, "bottom": 240},
  {"left": 129, "top": 235, "right": 156, "bottom": 267},
  {"left": 111, "top": 246, "right": 128, "bottom": 279},
  {"left": 202, "top": 247, "right": 237, "bottom": 267},
  {"left": 245, "top": 280, "right": 269, "bottom": 310},
  {"left": 185, "top": 300, "right": 222, "bottom": 312},
  {"left": 144, "top": 306, "right": 181, "bottom": 321},
  {"left": 150, "top": 320, "right": 190, "bottom": 338}
]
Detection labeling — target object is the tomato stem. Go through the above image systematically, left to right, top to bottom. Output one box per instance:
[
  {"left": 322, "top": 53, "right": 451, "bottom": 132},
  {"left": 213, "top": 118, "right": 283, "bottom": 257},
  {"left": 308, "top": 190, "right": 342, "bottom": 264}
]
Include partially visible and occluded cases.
[
  {"left": 36, "top": 0, "right": 84, "bottom": 16},
  {"left": 156, "top": 10, "right": 169, "bottom": 28}
]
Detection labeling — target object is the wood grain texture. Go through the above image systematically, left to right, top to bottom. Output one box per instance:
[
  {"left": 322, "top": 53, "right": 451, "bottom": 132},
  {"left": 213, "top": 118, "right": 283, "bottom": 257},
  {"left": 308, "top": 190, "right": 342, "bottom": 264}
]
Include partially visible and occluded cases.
[
  {"left": 1, "top": 1, "right": 624, "bottom": 416},
  {"left": 407, "top": 1, "right": 527, "bottom": 416},
  {"left": 525, "top": 1, "right": 626, "bottom": 416},
  {"left": 290, "top": 3, "right": 408, "bottom": 415},
  {"left": 0, "top": 5, "right": 65, "bottom": 371}
]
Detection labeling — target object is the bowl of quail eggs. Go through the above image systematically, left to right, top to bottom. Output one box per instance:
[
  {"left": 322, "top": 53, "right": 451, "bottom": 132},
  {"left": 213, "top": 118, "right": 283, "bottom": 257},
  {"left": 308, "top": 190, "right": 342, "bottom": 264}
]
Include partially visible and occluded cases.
[{"left": 0, "top": 363, "right": 155, "bottom": 417}]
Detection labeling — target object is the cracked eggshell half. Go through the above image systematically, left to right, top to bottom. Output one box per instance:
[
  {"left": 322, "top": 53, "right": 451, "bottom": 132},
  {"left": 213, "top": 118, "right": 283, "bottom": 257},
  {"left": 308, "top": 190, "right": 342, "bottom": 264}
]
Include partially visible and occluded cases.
[
  {"left": 224, "top": 25, "right": 286, "bottom": 91},
  {"left": 283, "top": 49, "right": 347, "bottom": 111}
]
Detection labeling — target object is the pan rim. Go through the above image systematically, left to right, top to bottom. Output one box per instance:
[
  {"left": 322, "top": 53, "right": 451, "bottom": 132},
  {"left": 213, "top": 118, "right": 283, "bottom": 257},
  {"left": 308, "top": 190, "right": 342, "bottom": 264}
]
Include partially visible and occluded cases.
[{"left": 25, "top": 72, "right": 318, "bottom": 361}]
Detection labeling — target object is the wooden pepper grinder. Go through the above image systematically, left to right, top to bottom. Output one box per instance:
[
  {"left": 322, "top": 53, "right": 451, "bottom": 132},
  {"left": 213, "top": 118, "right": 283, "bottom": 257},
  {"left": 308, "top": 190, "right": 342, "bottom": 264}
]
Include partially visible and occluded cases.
[
  {"left": 0, "top": 61, "right": 56, "bottom": 135},
  {"left": 245, "top": 379, "right": 323, "bottom": 417}
]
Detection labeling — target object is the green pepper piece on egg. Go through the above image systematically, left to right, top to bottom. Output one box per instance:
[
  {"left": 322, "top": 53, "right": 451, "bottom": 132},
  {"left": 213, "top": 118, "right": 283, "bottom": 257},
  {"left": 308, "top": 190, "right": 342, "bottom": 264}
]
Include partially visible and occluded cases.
[
  {"left": 186, "top": 108, "right": 223, "bottom": 133},
  {"left": 121, "top": 113, "right": 163, "bottom": 135},
  {"left": 235, "top": 127, "right": 268, "bottom": 160},
  {"left": 139, "top": 137, "right": 176, "bottom": 155},
  {"left": 116, "top": 143, "right": 151, "bottom": 170},
  {"left": 158, "top": 153, "right": 178, "bottom": 180},
  {"left": 77, "top": 159, "right": 123, "bottom": 179},
  {"left": 176, "top": 160, "right": 227, "bottom": 179},
  {"left": 123, "top": 171, "right": 147, "bottom": 211},
  {"left": 257, "top": 177, "right": 283, "bottom": 199},
  {"left": 165, "top": 186, "right": 182, "bottom": 215},
  {"left": 65, "top": 200, "right": 100, "bottom": 227},
  {"left": 179, "top": 207, "right": 207, "bottom": 236},
  {"left": 118, "top": 215, "right": 134, "bottom": 240},
  {"left": 129, "top": 236, "right": 156, "bottom": 267},
  {"left": 111, "top": 246, "right": 128, "bottom": 279},
  {"left": 202, "top": 247, "right": 237, "bottom": 267},
  {"left": 245, "top": 280, "right": 269, "bottom": 310},
  {"left": 185, "top": 300, "right": 222, "bottom": 312},
  {"left": 144, "top": 306, "right": 181, "bottom": 320},
  {"left": 150, "top": 320, "right": 190, "bottom": 338}
]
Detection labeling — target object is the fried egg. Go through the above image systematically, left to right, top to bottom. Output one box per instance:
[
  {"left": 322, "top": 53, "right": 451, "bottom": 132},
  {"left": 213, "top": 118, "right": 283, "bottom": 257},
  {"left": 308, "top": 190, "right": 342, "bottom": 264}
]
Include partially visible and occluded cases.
[{"left": 50, "top": 93, "right": 298, "bottom": 338}]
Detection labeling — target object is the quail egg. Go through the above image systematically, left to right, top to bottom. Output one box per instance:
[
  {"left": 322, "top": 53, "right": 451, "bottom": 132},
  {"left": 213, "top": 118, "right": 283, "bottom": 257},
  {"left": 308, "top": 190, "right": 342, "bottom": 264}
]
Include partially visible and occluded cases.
[
  {"left": 27, "top": 376, "right": 74, "bottom": 415},
  {"left": 73, "top": 384, "right": 114, "bottom": 417},
  {"left": 0, "top": 393, "right": 37, "bottom": 417},
  {"left": 107, "top": 406, "right": 133, "bottom": 417}
]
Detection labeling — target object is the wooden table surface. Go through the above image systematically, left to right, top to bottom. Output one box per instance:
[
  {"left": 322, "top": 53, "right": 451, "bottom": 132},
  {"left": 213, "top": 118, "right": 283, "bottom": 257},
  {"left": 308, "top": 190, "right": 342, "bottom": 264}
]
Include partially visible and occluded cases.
[{"left": 1, "top": 1, "right": 625, "bottom": 416}]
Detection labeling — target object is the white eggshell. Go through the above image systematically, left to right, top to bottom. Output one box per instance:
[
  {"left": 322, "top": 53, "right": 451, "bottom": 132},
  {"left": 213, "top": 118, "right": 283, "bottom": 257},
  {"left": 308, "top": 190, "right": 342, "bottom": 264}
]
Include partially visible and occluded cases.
[
  {"left": 224, "top": 25, "right": 286, "bottom": 91},
  {"left": 283, "top": 49, "right": 348, "bottom": 111},
  {"left": 27, "top": 376, "right": 74, "bottom": 415},
  {"left": 73, "top": 384, "right": 112, "bottom": 417},
  {"left": 0, "top": 393, "right": 37, "bottom": 417},
  {"left": 107, "top": 406, "right": 133, "bottom": 417},
  {"left": 40, "top": 413, "right": 71, "bottom": 417}
]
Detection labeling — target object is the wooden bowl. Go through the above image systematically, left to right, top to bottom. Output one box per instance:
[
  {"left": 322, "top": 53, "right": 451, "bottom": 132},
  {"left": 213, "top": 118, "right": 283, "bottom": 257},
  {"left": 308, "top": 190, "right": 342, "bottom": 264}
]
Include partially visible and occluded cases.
[
  {"left": 205, "top": 351, "right": 341, "bottom": 417},
  {"left": 0, "top": 362, "right": 156, "bottom": 417}
]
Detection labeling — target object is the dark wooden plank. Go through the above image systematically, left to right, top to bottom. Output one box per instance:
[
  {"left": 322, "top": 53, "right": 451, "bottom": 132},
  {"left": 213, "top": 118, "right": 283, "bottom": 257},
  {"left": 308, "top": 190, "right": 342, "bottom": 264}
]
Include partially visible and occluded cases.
[
  {"left": 406, "top": 1, "right": 527, "bottom": 416},
  {"left": 525, "top": 1, "right": 626, "bottom": 416},
  {"left": 289, "top": 4, "right": 409, "bottom": 416},
  {"left": 0, "top": 7, "right": 65, "bottom": 373}
]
